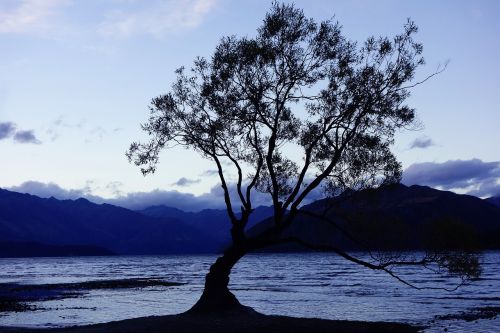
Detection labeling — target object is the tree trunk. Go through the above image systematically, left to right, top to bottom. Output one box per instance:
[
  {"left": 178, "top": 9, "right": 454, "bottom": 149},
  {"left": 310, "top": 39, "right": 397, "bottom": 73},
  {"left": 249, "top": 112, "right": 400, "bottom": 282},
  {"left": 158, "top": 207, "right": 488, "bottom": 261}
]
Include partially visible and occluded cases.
[{"left": 188, "top": 244, "right": 252, "bottom": 313}]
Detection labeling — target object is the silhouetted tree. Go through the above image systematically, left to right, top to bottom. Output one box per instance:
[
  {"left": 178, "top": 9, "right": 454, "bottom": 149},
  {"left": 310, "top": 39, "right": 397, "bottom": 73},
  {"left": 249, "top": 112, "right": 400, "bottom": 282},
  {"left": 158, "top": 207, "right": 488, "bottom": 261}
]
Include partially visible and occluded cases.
[{"left": 128, "top": 3, "right": 479, "bottom": 312}]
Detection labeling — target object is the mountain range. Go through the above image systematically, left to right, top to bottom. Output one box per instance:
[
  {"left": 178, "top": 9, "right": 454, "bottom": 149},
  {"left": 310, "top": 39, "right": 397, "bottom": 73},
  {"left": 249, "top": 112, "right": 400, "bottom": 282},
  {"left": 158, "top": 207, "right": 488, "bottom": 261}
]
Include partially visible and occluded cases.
[
  {"left": 0, "top": 185, "right": 499, "bottom": 257},
  {"left": 0, "top": 189, "right": 216, "bottom": 256}
]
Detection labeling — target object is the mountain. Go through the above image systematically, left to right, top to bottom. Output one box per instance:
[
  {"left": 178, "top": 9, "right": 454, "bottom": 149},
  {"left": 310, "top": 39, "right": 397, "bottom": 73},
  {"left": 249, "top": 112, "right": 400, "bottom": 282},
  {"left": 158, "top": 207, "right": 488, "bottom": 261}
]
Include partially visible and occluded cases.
[
  {"left": 140, "top": 184, "right": 500, "bottom": 252},
  {"left": 252, "top": 184, "right": 500, "bottom": 251},
  {"left": 2, "top": 185, "right": 500, "bottom": 258},
  {"left": 0, "top": 189, "right": 216, "bottom": 256},
  {"left": 486, "top": 195, "right": 500, "bottom": 208},
  {"left": 138, "top": 205, "right": 274, "bottom": 245}
]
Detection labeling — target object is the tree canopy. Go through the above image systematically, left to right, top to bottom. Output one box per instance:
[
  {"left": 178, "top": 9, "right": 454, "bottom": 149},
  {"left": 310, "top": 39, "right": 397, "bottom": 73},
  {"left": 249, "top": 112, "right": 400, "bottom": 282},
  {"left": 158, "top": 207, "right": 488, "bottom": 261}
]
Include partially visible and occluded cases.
[{"left": 128, "top": 2, "right": 479, "bottom": 310}]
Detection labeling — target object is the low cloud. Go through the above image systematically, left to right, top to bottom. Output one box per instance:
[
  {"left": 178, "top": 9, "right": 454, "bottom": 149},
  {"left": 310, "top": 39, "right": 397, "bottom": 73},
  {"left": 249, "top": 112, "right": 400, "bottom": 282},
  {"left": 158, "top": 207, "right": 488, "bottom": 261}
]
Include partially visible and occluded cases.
[
  {"left": 98, "top": 0, "right": 218, "bottom": 38},
  {"left": 0, "top": 121, "right": 41, "bottom": 144},
  {"left": 0, "top": 122, "right": 16, "bottom": 140},
  {"left": 13, "top": 130, "right": 41, "bottom": 144},
  {"left": 409, "top": 136, "right": 435, "bottom": 149},
  {"left": 6, "top": 157, "right": 500, "bottom": 212},
  {"left": 403, "top": 159, "right": 500, "bottom": 197},
  {"left": 200, "top": 169, "right": 218, "bottom": 177},
  {"left": 171, "top": 177, "right": 201, "bottom": 187},
  {"left": 6, "top": 180, "right": 275, "bottom": 212},
  {"left": 8, "top": 181, "right": 95, "bottom": 201},
  {"left": 100, "top": 183, "right": 276, "bottom": 211},
  {"left": 108, "top": 189, "right": 226, "bottom": 211}
]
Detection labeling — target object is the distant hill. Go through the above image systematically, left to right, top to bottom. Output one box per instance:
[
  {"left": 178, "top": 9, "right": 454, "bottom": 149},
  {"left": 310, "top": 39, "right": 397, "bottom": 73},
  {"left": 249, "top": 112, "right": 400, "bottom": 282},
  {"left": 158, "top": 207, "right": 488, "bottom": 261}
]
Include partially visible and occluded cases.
[
  {"left": 251, "top": 184, "right": 500, "bottom": 251},
  {"left": 0, "top": 189, "right": 216, "bottom": 256},
  {"left": 486, "top": 195, "right": 500, "bottom": 208},
  {"left": 138, "top": 205, "right": 274, "bottom": 245},
  {"left": 0, "top": 241, "right": 114, "bottom": 258}
]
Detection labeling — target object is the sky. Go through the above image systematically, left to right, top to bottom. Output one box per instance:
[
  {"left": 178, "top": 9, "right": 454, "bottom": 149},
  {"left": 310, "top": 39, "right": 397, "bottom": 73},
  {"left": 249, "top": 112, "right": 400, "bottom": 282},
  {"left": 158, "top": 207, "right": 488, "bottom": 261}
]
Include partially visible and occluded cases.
[{"left": 1, "top": 0, "right": 499, "bottom": 211}]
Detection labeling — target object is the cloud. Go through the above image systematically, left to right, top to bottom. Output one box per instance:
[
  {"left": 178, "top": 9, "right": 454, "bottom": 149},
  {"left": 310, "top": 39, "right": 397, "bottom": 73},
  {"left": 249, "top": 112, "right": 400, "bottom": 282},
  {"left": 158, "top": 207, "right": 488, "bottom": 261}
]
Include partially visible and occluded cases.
[
  {"left": 0, "top": 0, "right": 68, "bottom": 35},
  {"left": 97, "top": 0, "right": 218, "bottom": 38},
  {"left": 46, "top": 116, "right": 90, "bottom": 142},
  {"left": 46, "top": 116, "right": 109, "bottom": 143},
  {"left": 46, "top": 116, "right": 67, "bottom": 141},
  {"left": 0, "top": 121, "right": 41, "bottom": 144},
  {"left": 0, "top": 122, "right": 16, "bottom": 140},
  {"left": 85, "top": 126, "right": 107, "bottom": 143},
  {"left": 13, "top": 129, "right": 41, "bottom": 144},
  {"left": 409, "top": 136, "right": 435, "bottom": 149},
  {"left": 403, "top": 159, "right": 500, "bottom": 197},
  {"left": 200, "top": 169, "right": 219, "bottom": 177},
  {"left": 171, "top": 177, "right": 201, "bottom": 187},
  {"left": 6, "top": 180, "right": 275, "bottom": 212},
  {"left": 6, "top": 180, "right": 224, "bottom": 211},
  {"left": 8, "top": 181, "right": 94, "bottom": 201},
  {"left": 105, "top": 181, "right": 124, "bottom": 197},
  {"left": 467, "top": 181, "right": 500, "bottom": 199},
  {"left": 100, "top": 183, "right": 277, "bottom": 211},
  {"left": 108, "top": 189, "right": 225, "bottom": 211}
]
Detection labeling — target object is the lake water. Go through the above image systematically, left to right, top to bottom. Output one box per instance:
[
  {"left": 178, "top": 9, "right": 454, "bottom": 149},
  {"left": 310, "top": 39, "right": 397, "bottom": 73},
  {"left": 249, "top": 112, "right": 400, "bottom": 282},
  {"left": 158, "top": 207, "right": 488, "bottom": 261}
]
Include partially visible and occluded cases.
[{"left": 0, "top": 252, "right": 499, "bottom": 332}]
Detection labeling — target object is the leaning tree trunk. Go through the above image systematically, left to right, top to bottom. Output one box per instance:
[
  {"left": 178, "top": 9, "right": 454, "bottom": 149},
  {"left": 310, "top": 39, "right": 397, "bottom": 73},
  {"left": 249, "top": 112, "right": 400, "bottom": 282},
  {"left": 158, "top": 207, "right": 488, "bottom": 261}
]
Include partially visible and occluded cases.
[{"left": 188, "top": 244, "right": 251, "bottom": 313}]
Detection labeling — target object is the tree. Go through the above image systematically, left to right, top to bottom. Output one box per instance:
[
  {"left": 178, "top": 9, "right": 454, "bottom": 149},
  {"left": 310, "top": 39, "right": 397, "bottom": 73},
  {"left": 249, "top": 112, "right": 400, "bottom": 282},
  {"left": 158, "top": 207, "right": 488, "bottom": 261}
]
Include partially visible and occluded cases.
[{"left": 127, "top": 2, "right": 479, "bottom": 313}]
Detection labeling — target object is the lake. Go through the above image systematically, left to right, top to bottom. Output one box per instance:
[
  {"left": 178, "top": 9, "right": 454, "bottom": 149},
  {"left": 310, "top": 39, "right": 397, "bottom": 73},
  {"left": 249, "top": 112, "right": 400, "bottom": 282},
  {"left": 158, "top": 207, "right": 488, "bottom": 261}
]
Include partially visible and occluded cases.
[{"left": 0, "top": 252, "right": 499, "bottom": 332}]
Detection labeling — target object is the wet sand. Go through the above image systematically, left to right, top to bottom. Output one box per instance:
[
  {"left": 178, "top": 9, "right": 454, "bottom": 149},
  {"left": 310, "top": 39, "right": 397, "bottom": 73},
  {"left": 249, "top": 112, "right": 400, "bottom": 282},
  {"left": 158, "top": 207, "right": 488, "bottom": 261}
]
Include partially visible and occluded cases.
[{"left": 0, "top": 278, "right": 184, "bottom": 313}]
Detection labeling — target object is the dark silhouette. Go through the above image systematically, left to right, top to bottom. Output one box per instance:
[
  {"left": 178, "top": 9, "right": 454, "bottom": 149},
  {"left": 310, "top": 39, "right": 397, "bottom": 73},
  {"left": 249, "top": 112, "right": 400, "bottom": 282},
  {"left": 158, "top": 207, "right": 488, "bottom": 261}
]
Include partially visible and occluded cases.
[{"left": 128, "top": 3, "right": 479, "bottom": 313}]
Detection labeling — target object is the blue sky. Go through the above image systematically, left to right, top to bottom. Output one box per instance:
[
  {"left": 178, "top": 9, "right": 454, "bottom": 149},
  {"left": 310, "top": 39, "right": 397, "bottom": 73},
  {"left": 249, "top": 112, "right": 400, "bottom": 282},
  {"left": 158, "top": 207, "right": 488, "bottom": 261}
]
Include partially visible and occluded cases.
[{"left": 1, "top": 0, "right": 499, "bottom": 210}]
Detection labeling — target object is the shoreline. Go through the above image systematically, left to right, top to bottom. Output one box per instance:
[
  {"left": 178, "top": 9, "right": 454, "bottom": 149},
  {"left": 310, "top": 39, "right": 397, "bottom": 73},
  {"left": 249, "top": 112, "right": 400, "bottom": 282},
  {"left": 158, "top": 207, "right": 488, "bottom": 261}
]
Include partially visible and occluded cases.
[{"left": 0, "top": 311, "right": 423, "bottom": 333}]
